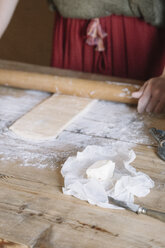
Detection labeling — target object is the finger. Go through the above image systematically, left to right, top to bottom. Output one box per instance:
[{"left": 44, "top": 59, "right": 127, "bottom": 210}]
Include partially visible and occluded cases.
[
  {"left": 132, "top": 82, "right": 148, "bottom": 99},
  {"left": 137, "top": 83, "right": 152, "bottom": 113},
  {"left": 132, "top": 91, "right": 143, "bottom": 98},
  {"left": 146, "top": 95, "right": 160, "bottom": 113},
  {"left": 153, "top": 99, "right": 165, "bottom": 114}
]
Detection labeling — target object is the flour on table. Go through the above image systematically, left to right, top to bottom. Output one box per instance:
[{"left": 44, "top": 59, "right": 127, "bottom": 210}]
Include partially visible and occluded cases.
[
  {"left": 1, "top": 86, "right": 164, "bottom": 171},
  {"left": 0, "top": 87, "right": 49, "bottom": 131},
  {"left": 66, "top": 100, "right": 160, "bottom": 145}
]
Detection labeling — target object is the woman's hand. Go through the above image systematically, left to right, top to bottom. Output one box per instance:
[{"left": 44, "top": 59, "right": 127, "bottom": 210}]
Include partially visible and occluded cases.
[{"left": 132, "top": 69, "right": 165, "bottom": 114}]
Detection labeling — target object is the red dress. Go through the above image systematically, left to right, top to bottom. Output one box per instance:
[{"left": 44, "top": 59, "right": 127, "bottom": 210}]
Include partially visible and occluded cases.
[{"left": 52, "top": 13, "right": 165, "bottom": 80}]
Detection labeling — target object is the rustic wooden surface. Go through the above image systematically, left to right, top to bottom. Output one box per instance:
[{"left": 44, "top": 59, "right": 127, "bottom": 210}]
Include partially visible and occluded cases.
[{"left": 0, "top": 60, "right": 165, "bottom": 248}]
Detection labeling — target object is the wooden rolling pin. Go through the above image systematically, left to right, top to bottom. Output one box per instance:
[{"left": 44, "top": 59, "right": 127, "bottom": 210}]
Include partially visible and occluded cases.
[{"left": 0, "top": 68, "right": 141, "bottom": 104}]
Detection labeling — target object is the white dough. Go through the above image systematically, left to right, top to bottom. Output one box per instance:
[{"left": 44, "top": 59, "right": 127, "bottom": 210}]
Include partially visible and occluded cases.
[
  {"left": 9, "top": 94, "right": 93, "bottom": 141},
  {"left": 86, "top": 160, "right": 115, "bottom": 182}
]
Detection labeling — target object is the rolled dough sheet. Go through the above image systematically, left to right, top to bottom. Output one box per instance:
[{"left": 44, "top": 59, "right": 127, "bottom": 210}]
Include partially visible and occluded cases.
[{"left": 9, "top": 94, "right": 93, "bottom": 141}]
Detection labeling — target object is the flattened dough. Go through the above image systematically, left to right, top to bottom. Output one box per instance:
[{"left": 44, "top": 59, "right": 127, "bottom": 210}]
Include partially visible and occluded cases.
[{"left": 10, "top": 94, "right": 93, "bottom": 141}]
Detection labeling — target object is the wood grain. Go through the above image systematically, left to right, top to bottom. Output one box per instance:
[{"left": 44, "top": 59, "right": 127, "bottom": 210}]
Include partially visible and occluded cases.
[
  {"left": 0, "top": 61, "right": 164, "bottom": 248},
  {"left": 0, "top": 239, "right": 28, "bottom": 248}
]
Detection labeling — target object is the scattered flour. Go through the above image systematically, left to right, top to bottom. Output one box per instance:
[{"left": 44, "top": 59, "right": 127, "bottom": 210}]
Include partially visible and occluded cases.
[
  {"left": 106, "top": 81, "right": 139, "bottom": 88},
  {"left": 0, "top": 86, "right": 164, "bottom": 169},
  {"left": 0, "top": 87, "right": 49, "bottom": 131},
  {"left": 119, "top": 88, "right": 132, "bottom": 98},
  {"left": 66, "top": 100, "right": 156, "bottom": 145}
]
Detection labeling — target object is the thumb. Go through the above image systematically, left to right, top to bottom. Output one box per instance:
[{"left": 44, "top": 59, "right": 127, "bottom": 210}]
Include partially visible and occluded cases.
[{"left": 132, "top": 82, "right": 148, "bottom": 99}]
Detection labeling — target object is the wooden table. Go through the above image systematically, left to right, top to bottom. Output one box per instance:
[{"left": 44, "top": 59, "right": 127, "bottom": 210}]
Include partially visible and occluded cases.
[{"left": 0, "top": 60, "right": 165, "bottom": 248}]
